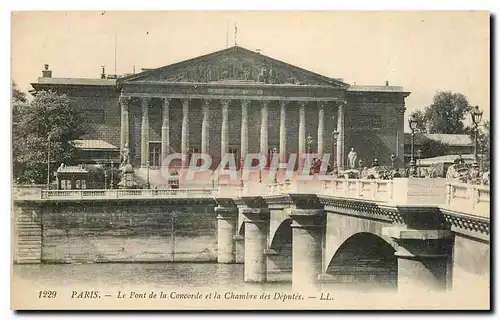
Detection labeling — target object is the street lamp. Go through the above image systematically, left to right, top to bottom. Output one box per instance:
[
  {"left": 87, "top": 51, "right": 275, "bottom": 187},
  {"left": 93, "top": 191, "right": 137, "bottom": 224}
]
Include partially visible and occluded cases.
[
  {"left": 471, "top": 105, "right": 483, "bottom": 170},
  {"left": 408, "top": 116, "right": 419, "bottom": 177},
  {"left": 332, "top": 130, "right": 339, "bottom": 169},
  {"left": 46, "top": 134, "right": 51, "bottom": 190},
  {"left": 306, "top": 134, "right": 314, "bottom": 154},
  {"left": 272, "top": 147, "right": 278, "bottom": 183},
  {"left": 417, "top": 149, "right": 422, "bottom": 177},
  {"left": 390, "top": 153, "right": 396, "bottom": 170},
  {"left": 110, "top": 160, "right": 114, "bottom": 189},
  {"left": 146, "top": 160, "right": 150, "bottom": 189}
]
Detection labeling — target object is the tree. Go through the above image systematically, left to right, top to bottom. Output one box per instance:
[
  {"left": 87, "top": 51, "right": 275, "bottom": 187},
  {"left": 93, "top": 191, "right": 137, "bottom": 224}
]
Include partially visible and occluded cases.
[
  {"left": 12, "top": 81, "right": 27, "bottom": 103},
  {"left": 12, "top": 90, "right": 89, "bottom": 184},
  {"left": 410, "top": 91, "right": 473, "bottom": 134},
  {"left": 409, "top": 109, "right": 427, "bottom": 132},
  {"left": 472, "top": 120, "right": 490, "bottom": 171}
]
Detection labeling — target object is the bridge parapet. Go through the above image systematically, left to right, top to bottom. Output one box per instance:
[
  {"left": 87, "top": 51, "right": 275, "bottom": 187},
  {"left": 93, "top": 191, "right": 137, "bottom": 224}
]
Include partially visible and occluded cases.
[
  {"left": 320, "top": 179, "right": 394, "bottom": 202},
  {"left": 444, "top": 182, "right": 490, "bottom": 218},
  {"left": 39, "top": 188, "right": 218, "bottom": 200}
]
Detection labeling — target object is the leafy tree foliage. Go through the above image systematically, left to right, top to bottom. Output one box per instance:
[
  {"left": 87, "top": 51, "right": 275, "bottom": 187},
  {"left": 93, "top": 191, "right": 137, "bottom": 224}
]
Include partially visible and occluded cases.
[
  {"left": 12, "top": 82, "right": 27, "bottom": 103},
  {"left": 12, "top": 90, "right": 89, "bottom": 184},
  {"left": 410, "top": 91, "right": 473, "bottom": 134},
  {"left": 409, "top": 109, "right": 427, "bottom": 132}
]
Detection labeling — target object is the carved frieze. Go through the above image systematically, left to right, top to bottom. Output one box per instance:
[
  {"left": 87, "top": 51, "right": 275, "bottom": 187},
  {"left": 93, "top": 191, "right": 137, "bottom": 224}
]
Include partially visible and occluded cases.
[{"left": 127, "top": 50, "right": 338, "bottom": 86}]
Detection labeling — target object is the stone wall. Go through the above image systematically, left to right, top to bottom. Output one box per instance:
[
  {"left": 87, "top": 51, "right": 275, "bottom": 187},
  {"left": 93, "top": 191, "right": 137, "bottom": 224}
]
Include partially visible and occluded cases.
[
  {"left": 13, "top": 199, "right": 218, "bottom": 264},
  {"left": 452, "top": 233, "right": 490, "bottom": 293}
]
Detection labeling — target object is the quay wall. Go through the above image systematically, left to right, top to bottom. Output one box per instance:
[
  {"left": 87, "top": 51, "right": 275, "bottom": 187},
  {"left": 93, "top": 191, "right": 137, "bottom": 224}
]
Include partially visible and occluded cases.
[{"left": 13, "top": 199, "right": 218, "bottom": 264}]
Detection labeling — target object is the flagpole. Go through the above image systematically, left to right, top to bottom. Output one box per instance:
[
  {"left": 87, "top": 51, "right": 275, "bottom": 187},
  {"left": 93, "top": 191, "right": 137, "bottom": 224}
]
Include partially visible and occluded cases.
[
  {"left": 226, "top": 21, "right": 228, "bottom": 48},
  {"left": 234, "top": 23, "right": 238, "bottom": 46}
]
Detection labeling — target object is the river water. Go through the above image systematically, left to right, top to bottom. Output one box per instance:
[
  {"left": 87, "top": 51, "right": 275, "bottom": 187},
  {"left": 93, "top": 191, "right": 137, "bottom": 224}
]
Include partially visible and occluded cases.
[{"left": 13, "top": 263, "right": 291, "bottom": 292}]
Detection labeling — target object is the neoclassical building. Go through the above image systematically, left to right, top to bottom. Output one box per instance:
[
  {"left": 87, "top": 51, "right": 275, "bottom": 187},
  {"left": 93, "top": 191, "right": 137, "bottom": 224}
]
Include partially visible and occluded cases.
[{"left": 31, "top": 46, "right": 410, "bottom": 170}]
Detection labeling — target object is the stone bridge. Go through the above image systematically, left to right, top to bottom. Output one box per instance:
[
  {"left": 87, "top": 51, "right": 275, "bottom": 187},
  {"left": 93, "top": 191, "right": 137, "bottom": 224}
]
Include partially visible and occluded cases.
[{"left": 13, "top": 178, "right": 490, "bottom": 294}]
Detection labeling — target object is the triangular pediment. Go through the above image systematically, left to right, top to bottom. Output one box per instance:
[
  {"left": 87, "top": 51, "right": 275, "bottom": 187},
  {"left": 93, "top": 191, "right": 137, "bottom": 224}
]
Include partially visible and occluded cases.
[{"left": 119, "top": 46, "right": 347, "bottom": 87}]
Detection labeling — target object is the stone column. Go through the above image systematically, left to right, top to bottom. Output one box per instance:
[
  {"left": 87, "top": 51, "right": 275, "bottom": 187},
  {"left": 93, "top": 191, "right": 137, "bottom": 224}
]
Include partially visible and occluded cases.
[
  {"left": 119, "top": 96, "right": 130, "bottom": 151},
  {"left": 140, "top": 97, "right": 150, "bottom": 167},
  {"left": 161, "top": 98, "right": 170, "bottom": 166},
  {"left": 181, "top": 99, "right": 190, "bottom": 167},
  {"left": 201, "top": 100, "right": 210, "bottom": 156},
  {"left": 221, "top": 100, "right": 230, "bottom": 162},
  {"left": 240, "top": 100, "right": 249, "bottom": 163},
  {"left": 260, "top": 101, "right": 269, "bottom": 158},
  {"left": 279, "top": 101, "right": 287, "bottom": 163},
  {"left": 298, "top": 102, "right": 306, "bottom": 168},
  {"left": 317, "top": 102, "right": 325, "bottom": 159},
  {"left": 337, "top": 102, "right": 345, "bottom": 168},
  {"left": 215, "top": 206, "right": 238, "bottom": 264},
  {"left": 242, "top": 208, "right": 270, "bottom": 283},
  {"left": 290, "top": 208, "right": 325, "bottom": 292},
  {"left": 383, "top": 226, "right": 454, "bottom": 293}
]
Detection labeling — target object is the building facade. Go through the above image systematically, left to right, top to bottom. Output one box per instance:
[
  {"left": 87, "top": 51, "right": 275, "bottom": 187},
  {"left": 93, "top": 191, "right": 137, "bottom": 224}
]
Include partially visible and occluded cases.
[{"left": 31, "top": 46, "right": 410, "bottom": 170}]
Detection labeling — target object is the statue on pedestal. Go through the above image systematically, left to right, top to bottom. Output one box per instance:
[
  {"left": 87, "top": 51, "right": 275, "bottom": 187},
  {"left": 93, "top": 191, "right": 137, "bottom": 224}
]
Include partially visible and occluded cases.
[
  {"left": 120, "top": 143, "right": 130, "bottom": 169},
  {"left": 347, "top": 147, "right": 358, "bottom": 169}
]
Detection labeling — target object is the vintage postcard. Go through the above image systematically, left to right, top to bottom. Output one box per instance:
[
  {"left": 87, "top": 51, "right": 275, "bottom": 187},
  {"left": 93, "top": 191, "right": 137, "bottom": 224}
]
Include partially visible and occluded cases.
[{"left": 11, "top": 11, "right": 490, "bottom": 310}]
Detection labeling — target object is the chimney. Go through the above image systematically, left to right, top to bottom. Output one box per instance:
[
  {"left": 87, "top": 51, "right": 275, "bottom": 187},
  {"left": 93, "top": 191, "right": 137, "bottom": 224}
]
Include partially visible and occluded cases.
[
  {"left": 42, "top": 64, "right": 52, "bottom": 78},
  {"left": 101, "top": 65, "right": 106, "bottom": 79}
]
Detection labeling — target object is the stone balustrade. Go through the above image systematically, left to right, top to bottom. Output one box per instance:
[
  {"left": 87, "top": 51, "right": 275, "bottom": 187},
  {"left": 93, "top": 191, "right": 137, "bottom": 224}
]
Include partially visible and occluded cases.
[
  {"left": 22, "top": 179, "right": 491, "bottom": 220},
  {"left": 320, "top": 179, "right": 394, "bottom": 202},
  {"left": 445, "top": 182, "right": 490, "bottom": 218},
  {"left": 40, "top": 188, "right": 218, "bottom": 200}
]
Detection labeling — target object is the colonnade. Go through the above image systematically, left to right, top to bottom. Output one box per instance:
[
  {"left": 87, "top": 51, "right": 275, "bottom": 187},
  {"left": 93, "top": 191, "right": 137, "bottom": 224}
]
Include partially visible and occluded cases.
[{"left": 119, "top": 96, "right": 346, "bottom": 168}]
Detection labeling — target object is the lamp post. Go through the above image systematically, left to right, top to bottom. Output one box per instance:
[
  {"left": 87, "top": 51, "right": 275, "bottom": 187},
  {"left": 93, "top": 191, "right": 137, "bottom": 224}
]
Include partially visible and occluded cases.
[
  {"left": 471, "top": 106, "right": 483, "bottom": 170},
  {"left": 408, "top": 116, "right": 419, "bottom": 177},
  {"left": 332, "top": 130, "right": 339, "bottom": 169},
  {"left": 306, "top": 133, "right": 314, "bottom": 154},
  {"left": 46, "top": 134, "right": 51, "bottom": 190},
  {"left": 272, "top": 147, "right": 278, "bottom": 183},
  {"left": 417, "top": 149, "right": 422, "bottom": 177},
  {"left": 390, "top": 153, "right": 396, "bottom": 170},
  {"left": 110, "top": 160, "right": 114, "bottom": 189},
  {"left": 146, "top": 160, "right": 150, "bottom": 189},
  {"left": 104, "top": 166, "right": 108, "bottom": 190}
]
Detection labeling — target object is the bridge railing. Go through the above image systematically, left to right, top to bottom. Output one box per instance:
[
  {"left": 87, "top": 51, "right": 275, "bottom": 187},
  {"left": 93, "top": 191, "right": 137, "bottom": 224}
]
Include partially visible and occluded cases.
[
  {"left": 320, "top": 179, "right": 394, "bottom": 202},
  {"left": 445, "top": 182, "right": 490, "bottom": 218},
  {"left": 40, "top": 188, "right": 218, "bottom": 200}
]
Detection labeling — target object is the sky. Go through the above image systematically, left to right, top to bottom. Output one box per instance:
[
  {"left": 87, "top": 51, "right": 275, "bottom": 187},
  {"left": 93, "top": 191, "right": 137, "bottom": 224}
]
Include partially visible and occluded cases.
[{"left": 11, "top": 11, "right": 490, "bottom": 131}]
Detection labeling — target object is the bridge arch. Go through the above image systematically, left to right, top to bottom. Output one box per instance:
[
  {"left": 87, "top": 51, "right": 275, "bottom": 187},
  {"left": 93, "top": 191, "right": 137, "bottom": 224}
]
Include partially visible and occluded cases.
[
  {"left": 267, "top": 218, "right": 293, "bottom": 281},
  {"left": 269, "top": 218, "right": 292, "bottom": 250},
  {"left": 325, "top": 232, "right": 398, "bottom": 290}
]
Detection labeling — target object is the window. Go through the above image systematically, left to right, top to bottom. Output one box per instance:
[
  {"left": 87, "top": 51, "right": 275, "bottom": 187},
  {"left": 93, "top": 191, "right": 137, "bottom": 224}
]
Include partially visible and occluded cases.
[{"left": 149, "top": 142, "right": 161, "bottom": 167}]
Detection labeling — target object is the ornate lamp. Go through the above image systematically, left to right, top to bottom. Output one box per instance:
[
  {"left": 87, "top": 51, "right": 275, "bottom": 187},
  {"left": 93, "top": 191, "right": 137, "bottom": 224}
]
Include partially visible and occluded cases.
[
  {"left": 471, "top": 106, "right": 483, "bottom": 169},
  {"left": 408, "top": 116, "right": 419, "bottom": 177},
  {"left": 332, "top": 130, "right": 339, "bottom": 169},
  {"left": 306, "top": 134, "right": 314, "bottom": 154},
  {"left": 390, "top": 153, "right": 396, "bottom": 170}
]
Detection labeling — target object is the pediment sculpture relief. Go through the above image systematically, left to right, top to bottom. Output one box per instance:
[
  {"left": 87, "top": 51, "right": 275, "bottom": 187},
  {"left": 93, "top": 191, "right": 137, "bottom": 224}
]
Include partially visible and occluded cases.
[{"left": 153, "top": 54, "right": 325, "bottom": 85}]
